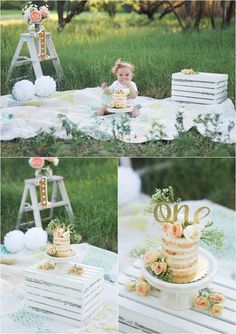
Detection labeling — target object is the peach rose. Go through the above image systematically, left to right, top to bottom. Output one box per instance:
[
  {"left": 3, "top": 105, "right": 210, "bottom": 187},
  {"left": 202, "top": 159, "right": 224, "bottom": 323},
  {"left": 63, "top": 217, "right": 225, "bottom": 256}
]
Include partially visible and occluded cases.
[
  {"left": 40, "top": 6, "right": 49, "bottom": 18},
  {"left": 29, "top": 10, "right": 42, "bottom": 23},
  {"left": 29, "top": 157, "right": 45, "bottom": 169},
  {"left": 46, "top": 157, "right": 59, "bottom": 166},
  {"left": 162, "top": 222, "right": 170, "bottom": 234},
  {"left": 171, "top": 222, "right": 183, "bottom": 238},
  {"left": 183, "top": 225, "right": 201, "bottom": 242},
  {"left": 46, "top": 245, "right": 57, "bottom": 256},
  {"left": 144, "top": 250, "right": 160, "bottom": 266},
  {"left": 151, "top": 261, "right": 167, "bottom": 276},
  {"left": 135, "top": 280, "right": 151, "bottom": 297},
  {"left": 208, "top": 293, "right": 225, "bottom": 303},
  {"left": 193, "top": 296, "right": 209, "bottom": 310},
  {"left": 209, "top": 303, "right": 224, "bottom": 317}
]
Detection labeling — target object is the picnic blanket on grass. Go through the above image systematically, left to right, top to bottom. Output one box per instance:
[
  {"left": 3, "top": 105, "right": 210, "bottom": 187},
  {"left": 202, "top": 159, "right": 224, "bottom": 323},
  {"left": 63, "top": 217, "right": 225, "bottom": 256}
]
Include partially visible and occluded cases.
[{"left": 1, "top": 87, "right": 235, "bottom": 143}]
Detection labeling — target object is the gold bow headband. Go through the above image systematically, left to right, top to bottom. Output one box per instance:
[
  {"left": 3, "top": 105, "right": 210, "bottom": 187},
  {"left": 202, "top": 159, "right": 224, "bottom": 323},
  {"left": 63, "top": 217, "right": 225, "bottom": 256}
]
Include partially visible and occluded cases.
[{"left": 112, "top": 58, "right": 134, "bottom": 74}]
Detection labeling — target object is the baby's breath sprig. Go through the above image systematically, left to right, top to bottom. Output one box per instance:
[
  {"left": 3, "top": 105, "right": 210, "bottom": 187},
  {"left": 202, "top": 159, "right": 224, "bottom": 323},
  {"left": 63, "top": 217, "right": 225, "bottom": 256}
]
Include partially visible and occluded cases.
[
  {"left": 145, "top": 186, "right": 181, "bottom": 214},
  {"left": 200, "top": 227, "right": 224, "bottom": 250}
]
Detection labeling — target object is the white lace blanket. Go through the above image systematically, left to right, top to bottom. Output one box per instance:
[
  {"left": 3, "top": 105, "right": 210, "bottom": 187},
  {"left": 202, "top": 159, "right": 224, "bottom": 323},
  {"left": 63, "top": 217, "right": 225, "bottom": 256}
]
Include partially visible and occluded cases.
[{"left": 1, "top": 87, "right": 235, "bottom": 143}]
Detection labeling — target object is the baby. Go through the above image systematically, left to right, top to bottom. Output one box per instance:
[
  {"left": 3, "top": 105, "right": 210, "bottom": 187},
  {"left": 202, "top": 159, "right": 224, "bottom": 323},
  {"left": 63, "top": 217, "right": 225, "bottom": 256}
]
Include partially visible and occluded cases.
[{"left": 97, "top": 59, "right": 140, "bottom": 117}]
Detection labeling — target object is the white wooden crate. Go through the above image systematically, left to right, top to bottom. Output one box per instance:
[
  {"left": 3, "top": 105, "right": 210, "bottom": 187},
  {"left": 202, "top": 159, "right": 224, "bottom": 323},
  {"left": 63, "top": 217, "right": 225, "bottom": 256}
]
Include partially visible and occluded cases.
[
  {"left": 171, "top": 72, "right": 228, "bottom": 105},
  {"left": 119, "top": 260, "right": 236, "bottom": 334},
  {"left": 24, "top": 262, "right": 104, "bottom": 326}
]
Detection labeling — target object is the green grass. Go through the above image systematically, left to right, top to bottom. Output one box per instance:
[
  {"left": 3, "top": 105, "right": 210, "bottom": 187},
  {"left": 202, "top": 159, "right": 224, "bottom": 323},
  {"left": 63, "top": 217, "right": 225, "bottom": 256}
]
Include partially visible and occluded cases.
[
  {"left": 1, "top": 11, "right": 235, "bottom": 157},
  {"left": 1, "top": 158, "right": 118, "bottom": 252}
]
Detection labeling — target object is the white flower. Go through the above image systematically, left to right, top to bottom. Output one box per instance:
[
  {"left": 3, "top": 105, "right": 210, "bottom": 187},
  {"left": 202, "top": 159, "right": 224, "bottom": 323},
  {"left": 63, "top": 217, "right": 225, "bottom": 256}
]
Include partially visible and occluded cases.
[{"left": 183, "top": 225, "right": 202, "bottom": 242}]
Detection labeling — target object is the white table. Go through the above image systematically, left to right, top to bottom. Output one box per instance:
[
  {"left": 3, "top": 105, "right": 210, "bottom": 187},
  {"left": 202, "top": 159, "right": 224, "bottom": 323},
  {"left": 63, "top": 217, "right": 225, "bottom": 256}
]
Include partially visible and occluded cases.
[
  {"left": 119, "top": 196, "right": 236, "bottom": 333},
  {"left": 0, "top": 243, "right": 118, "bottom": 333},
  {"left": 119, "top": 259, "right": 236, "bottom": 334}
]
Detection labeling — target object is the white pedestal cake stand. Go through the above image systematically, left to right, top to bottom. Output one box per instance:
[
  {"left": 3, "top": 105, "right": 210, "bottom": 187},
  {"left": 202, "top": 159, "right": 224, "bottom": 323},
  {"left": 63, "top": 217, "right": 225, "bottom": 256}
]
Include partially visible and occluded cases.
[
  {"left": 107, "top": 106, "right": 133, "bottom": 114},
  {"left": 45, "top": 245, "right": 79, "bottom": 273},
  {"left": 142, "top": 247, "right": 217, "bottom": 310}
]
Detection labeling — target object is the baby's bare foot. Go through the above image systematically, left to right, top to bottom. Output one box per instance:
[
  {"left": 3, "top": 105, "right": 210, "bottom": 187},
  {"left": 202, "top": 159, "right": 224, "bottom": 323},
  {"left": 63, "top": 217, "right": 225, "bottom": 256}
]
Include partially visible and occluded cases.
[{"left": 131, "top": 107, "right": 140, "bottom": 118}]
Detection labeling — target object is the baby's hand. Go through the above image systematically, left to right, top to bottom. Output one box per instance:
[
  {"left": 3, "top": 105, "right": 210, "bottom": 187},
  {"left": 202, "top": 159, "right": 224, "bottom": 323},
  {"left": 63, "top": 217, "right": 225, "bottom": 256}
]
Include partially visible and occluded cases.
[
  {"left": 122, "top": 80, "right": 132, "bottom": 88},
  {"left": 101, "top": 83, "right": 108, "bottom": 89}
]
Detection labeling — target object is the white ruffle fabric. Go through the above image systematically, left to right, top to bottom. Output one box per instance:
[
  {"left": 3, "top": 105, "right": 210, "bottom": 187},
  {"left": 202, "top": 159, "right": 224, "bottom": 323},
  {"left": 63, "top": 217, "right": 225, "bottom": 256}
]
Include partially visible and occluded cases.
[{"left": 1, "top": 87, "right": 235, "bottom": 143}]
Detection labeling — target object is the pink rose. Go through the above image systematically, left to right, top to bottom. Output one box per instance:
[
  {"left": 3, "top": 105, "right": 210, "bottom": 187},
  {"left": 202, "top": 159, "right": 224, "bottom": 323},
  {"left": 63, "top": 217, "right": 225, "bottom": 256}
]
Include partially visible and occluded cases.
[
  {"left": 40, "top": 6, "right": 49, "bottom": 18},
  {"left": 29, "top": 10, "right": 42, "bottom": 23},
  {"left": 29, "top": 157, "right": 45, "bottom": 169},
  {"left": 162, "top": 222, "right": 170, "bottom": 234},
  {"left": 171, "top": 222, "right": 183, "bottom": 238},
  {"left": 144, "top": 250, "right": 160, "bottom": 266},
  {"left": 151, "top": 261, "right": 167, "bottom": 276},
  {"left": 135, "top": 280, "right": 151, "bottom": 297},
  {"left": 208, "top": 293, "right": 225, "bottom": 303},
  {"left": 193, "top": 296, "right": 209, "bottom": 310},
  {"left": 209, "top": 303, "right": 224, "bottom": 317}
]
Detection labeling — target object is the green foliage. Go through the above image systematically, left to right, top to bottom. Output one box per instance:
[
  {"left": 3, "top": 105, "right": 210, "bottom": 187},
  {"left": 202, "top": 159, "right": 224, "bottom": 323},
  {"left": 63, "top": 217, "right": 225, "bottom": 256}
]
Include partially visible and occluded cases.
[
  {"left": 89, "top": 0, "right": 124, "bottom": 17},
  {"left": 1, "top": 158, "right": 118, "bottom": 251},
  {"left": 133, "top": 158, "right": 235, "bottom": 209},
  {"left": 145, "top": 186, "right": 181, "bottom": 214},
  {"left": 201, "top": 225, "right": 225, "bottom": 250}
]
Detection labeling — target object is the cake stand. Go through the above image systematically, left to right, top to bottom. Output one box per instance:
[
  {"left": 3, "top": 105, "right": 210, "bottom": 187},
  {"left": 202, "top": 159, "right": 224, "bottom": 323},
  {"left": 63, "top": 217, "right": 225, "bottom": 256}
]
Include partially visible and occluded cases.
[
  {"left": 107, "top": 106, "right": 133, "bottom": 114},
  {"left": 45, "top": 245, "right": 79, "bottom": 273},
  {"left": 142, "top": 247, "right": 218, "bottom": 310}
]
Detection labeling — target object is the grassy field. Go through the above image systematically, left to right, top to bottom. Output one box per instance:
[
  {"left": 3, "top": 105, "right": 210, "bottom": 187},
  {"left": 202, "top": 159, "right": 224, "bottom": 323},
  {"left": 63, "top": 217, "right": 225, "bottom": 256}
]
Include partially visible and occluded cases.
[
  {"left": 1, "top": 11, "right": 235, "bottom": 157},
  {"left": 1, "top": 158, "right": 118, "bottom": 252},
  {"left": 132, "top": 158, "right": 235, "bottom": 209}
]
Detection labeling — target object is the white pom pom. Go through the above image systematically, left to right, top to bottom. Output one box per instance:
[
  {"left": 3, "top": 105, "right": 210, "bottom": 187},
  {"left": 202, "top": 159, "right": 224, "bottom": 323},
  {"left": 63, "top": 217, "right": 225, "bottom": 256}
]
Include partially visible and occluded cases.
[
  {"left": 34, "top": 76, "right": 56, "bottom": 97},
  {"left": 12, "top": 80, "right": 35, "bottom": 101},
  {"left": 118, "top": 166, "right": 141, "bottom": 206},
  {"left": 24, "top": 227, "right": 48, "bottom": 250},
  {"left": 4, "top": 230, "right": 25, "bottom": 253}
]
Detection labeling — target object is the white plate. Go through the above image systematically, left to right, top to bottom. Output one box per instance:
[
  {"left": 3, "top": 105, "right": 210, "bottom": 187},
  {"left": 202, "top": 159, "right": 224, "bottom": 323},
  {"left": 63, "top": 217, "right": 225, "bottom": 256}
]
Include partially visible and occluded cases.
[
  {"left": 106, "top": 106, "right": 133, "bottom": 114},
  {"left": 45, "top": 244, "right": 79, "bottom": 263}
]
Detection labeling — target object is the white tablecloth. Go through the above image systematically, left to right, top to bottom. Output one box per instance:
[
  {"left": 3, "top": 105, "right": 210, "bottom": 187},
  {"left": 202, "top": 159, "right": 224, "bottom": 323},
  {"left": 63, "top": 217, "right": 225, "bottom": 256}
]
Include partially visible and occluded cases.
[{"left": 0, "top": 243, "right": 118, "bottom": 333}]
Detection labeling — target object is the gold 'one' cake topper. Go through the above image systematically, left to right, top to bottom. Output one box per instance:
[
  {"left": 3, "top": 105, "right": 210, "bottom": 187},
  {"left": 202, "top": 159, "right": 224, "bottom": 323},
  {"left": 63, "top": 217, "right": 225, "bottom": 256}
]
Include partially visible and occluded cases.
[{"left": 153, "top": 202, "right": 211, "bottom": 224}]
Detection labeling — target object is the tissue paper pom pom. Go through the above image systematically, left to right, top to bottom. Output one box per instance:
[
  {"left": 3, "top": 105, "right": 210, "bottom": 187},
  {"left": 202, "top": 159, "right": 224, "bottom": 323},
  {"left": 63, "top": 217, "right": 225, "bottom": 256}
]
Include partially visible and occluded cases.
[
  {"left": 34, "top": 76, "right": 56, "bottom": 97},
  {"left": 12, "top": 80, "right": 35, "bottom": 101},
  {"left": 118, "top": 166, "right": 141, "bottom": 206},
  {"left": 24, "top": 227, "right": 48, "bottom": 250},
  {"left": 4, "top": 230, "right": 25, "bottom": 253}
]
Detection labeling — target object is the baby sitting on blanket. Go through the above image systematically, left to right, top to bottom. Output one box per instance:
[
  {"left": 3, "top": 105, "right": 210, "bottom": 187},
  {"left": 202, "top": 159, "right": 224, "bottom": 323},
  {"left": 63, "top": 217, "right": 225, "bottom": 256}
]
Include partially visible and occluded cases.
[{"left": 97, "top": 58, "right": 140, "bottom": 117}]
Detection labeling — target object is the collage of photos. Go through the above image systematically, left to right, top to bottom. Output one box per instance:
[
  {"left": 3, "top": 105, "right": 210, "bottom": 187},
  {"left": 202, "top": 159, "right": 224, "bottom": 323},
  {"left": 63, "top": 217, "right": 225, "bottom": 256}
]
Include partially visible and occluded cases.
[{"left": 0, "top": 1, "right": 235, "bottom": 334}]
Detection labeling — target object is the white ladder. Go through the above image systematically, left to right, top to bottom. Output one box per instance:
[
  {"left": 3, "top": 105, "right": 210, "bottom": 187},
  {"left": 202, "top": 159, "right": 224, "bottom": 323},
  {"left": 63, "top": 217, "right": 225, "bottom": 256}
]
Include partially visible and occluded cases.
[
  {"left": 7, "top": 32, "right": 64, "bottom": 83},
  {"left": 16, "top": 175, "right": 73, "bottom": 230}
]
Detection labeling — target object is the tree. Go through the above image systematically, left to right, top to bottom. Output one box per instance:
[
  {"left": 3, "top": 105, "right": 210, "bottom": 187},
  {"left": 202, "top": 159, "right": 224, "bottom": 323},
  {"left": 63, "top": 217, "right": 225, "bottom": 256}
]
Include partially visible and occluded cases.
[
  {"left": 88, "top": 0, "right": 124, "bottom": 17},
  {"left": 131, "top": 0, "right": 163, "bottom": 20},
  {"left": 56, "top": 1, "right": 88, "bottom": 29}
]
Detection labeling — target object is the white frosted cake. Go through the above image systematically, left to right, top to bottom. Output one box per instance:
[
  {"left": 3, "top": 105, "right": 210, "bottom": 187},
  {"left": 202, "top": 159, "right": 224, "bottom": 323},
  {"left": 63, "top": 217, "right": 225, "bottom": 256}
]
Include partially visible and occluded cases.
[
  {"left": 108, "top": 89, "right": 129, "bottom": 109},
  {"left": 161, "top": 224, "right": 199, "bottom": 283}
]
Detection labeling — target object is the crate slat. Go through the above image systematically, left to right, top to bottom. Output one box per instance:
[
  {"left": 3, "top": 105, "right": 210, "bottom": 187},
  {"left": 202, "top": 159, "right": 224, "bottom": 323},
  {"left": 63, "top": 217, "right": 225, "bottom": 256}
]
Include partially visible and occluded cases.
[
  {"left": 172, "top": 72, "right": 228, "bottom": 82},
  {"left": 172, "top": 80, "right": 228, "bottom": 89},
  {"left": 172, "top": 84, "right": 227, "bottom": 94},
  {"left": 172, "top": 90, "right": 227, "bottom": 100},
  {"left": 172, "top": 95, "right": 226, "bottom": 105}
]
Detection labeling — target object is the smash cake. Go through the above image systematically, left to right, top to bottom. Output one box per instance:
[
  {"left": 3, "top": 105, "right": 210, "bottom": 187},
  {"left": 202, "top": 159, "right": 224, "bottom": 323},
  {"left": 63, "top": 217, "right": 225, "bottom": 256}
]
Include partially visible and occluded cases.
[
  {"left": 108, "top": 89, "right": 130, "bottom": 109},
  {"left": 144, "top": 187, "right": 224, "bottom": 284},
  {"left": 46, "top": 221, "right": 81, "bottom": 258}
]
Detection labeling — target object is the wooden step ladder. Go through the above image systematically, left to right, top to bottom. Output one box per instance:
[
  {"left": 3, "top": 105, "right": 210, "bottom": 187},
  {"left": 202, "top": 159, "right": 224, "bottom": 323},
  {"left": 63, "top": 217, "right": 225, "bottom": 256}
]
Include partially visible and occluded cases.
[
  {"left": 7, "top": 32, "right": 64, "bottom": 83},
  {"left": 16, "top": 175, "right": 73, "bottom": 230}
]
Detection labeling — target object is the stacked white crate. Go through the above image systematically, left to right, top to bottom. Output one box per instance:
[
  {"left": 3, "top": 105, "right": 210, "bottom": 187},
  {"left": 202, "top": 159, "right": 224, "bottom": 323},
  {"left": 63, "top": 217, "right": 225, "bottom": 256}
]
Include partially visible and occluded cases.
[
  {"left": 171, "top": 72, "right": 228, "bottom": 104},
  {"left": 24, "top": 262, "right": 104, "bottom": 326}
]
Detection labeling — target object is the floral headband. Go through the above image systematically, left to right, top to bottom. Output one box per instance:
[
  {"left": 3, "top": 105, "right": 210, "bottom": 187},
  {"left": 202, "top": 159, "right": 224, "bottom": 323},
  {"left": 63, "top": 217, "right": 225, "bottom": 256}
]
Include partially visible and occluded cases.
[{"left": 112, "top": 58, "right": 134, "bottom": 74}]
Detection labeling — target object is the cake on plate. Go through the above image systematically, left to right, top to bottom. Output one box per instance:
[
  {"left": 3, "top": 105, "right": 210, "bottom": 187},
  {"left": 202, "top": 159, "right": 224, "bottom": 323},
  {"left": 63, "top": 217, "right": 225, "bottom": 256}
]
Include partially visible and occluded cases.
[
  {"left": 108, "top": 88, "right": 129, "bottom": 109},
  {"left": 46, "top": 222, "right": 80, "bottom": 258}
]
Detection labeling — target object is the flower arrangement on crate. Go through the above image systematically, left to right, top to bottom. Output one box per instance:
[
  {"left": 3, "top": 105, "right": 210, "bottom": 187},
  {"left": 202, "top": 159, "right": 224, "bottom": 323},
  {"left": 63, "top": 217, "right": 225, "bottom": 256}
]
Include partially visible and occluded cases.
[
  {"left": 22, "top": 2, "right": 49, "bottom": 33},
  {"left": 29, "top": 157, "right": 59, "bottom": 179},
  {"left": 144, "top": 186, "right": 224, "bottom": 283},
  {"left": 46, "top": 219, "right": 82, "bottom": 258},
  {"left": 193, "top": 288, "right": 225, "bottom": 317}
]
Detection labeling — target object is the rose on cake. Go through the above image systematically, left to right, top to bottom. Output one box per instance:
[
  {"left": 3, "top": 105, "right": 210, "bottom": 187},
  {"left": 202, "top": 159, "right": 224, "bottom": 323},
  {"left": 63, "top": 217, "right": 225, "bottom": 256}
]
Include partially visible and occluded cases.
[{"left": 183, "top": 225, "right": 202, "bottom": 242}]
